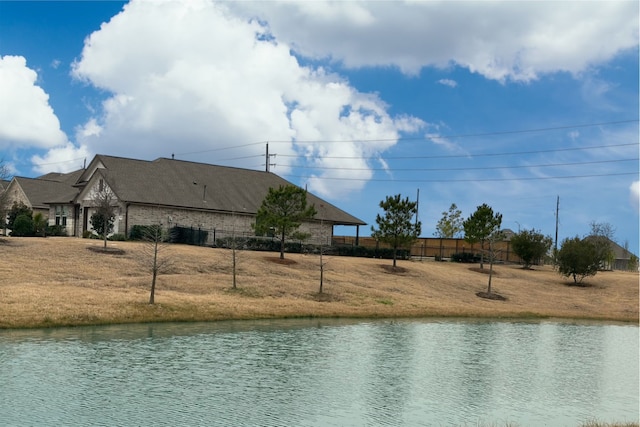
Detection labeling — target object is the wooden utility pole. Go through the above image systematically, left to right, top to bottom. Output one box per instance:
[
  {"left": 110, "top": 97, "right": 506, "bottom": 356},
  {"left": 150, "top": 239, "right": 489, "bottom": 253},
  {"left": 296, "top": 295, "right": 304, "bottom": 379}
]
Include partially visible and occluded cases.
[
  {"left": 265, "top": 143, "right": 276, "bottom": 172},
  {"left": 554, "top": 195, "right": 560, "bottom": 253}
]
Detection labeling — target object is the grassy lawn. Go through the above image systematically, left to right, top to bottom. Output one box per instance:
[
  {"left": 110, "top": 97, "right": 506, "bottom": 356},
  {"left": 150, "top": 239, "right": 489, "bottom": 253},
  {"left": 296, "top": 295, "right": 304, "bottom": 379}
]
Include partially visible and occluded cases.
[{"left": 0, "top": 237, "right": 638, "bottom": 329}]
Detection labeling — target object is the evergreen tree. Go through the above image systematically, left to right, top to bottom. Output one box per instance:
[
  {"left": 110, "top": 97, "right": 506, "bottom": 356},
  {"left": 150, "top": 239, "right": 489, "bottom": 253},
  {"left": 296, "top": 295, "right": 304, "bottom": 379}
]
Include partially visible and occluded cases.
[
  {"left": 254, "top": 185, "right": 317, "bottom": 260},
  {"left": 371, "top": 194, "right": 421, "bottom": 268},
  {"left": 463, "top": 203, "right": 502, "bottom": 269}
]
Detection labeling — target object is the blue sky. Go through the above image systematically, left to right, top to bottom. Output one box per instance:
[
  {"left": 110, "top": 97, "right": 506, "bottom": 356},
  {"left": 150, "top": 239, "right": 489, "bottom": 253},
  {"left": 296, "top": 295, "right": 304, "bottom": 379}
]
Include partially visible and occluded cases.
[{"left": 1, "top": 1, "right": 638, "bottom": 254}]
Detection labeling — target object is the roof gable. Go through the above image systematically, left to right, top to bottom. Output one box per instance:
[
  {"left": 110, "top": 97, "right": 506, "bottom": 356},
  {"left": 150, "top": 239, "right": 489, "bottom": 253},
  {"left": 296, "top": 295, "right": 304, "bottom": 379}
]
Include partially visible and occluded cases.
[{"left": 12, "top": 177, "right": 78, "bottom": 208}]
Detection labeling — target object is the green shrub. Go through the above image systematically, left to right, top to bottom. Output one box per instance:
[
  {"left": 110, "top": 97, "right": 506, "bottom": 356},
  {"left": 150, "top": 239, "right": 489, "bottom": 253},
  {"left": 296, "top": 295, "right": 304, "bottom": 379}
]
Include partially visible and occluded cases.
[
  {"left": 11, "top": 214, "right": 35, "bottom": 237},
  {"left": 46, "top": 225, "right": 67, "bottom": 237},
  {"left": 129, "top": 225, "right": 163, "bottom": 241},
  {"left": 82, "top": 230, "right": 95, "bottom": 239},
  {"left": 109, "top": 233, "right": 127, "bottom": 241},
  {"left": 451, "top": 252, "right": 481, "bottom": 263}
]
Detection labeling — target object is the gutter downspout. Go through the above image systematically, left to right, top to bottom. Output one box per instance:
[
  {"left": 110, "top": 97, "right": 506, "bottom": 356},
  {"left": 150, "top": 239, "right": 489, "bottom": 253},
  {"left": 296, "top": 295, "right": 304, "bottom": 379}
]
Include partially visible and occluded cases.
[{"left": 124, "top": 203, "right": 130, "bottom": 238}]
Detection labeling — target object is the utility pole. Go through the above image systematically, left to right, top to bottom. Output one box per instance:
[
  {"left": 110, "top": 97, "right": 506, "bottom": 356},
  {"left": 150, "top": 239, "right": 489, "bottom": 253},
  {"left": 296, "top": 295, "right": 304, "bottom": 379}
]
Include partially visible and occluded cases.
[
  {"left": 265, "top": 143, "right": 276, "bottom": 172},
  {"left": 415, "top": 188, "right": 420, "bottom": 231},
  {"left": 554, "top": 195, "right": 560, "bottom": 253}
]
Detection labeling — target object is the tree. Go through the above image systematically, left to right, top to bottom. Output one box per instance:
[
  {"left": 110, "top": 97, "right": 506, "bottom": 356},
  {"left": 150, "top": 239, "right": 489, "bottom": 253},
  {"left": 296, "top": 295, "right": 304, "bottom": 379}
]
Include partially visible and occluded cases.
[
  {"left": 89, "top": 183, "right": 117, "bottom": 248},
  {"left": 254, "top": 185, "right": 317, "bottom": 260},
  {"left": 371, "top": 194, "right": 421, "bottom": 268},
  {"left": 6, "top": 202, "right": 32, "bottom": 231},
  {"left": 434, "top": 203, "right": 463, "bottom": 238},
  {"left": 463, "top": 203, "right": 502, "bottom": 269},
  {"left": 90, "top": 211, "right": 115, "bottom": 246},
  {"left": 588, "top": 221, "right": 615, "bottom": 270},
  {"left": 137, "top": 225, "right": 173, "bottom": 304},
  {"left": 484, "top": 229, "right": 505, "bottom": 296},
  {"left": 511, "top": 229, "right": 553, "bottom": 269},
  {"left": 557, "top": 236, "right": 600, "bottom": 284}
]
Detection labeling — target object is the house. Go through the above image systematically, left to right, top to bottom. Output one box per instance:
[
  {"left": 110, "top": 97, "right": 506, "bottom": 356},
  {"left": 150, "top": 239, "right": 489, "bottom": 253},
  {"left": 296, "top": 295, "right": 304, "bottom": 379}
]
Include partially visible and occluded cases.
[
  {"left": 37, "top": 154, "right": 365, "bottom": 245},
  {"left": 2, "top": 170, "right": 83, "bottom": 223},
  {"left": 609, "top": 239, "right": 638, "bottom": 271}
]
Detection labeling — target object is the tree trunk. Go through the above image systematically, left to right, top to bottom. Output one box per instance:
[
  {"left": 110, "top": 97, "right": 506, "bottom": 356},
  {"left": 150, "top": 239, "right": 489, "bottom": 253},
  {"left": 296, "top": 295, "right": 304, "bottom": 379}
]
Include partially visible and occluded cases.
[
  {"left": 280, "top": 230, "right": 285, "bottom": 259},
  {"left": 103, "top": 234, "right": 107, "bottom": 249},
  {"left": 150, "top": 239, "right": 159, "bottom": 304},
  {"left": 480, "top": 240, "right": 484, "bottom": 269},
  {"left": 232, "top": 245, "right": 237, "bottom": 289},
  {"left": 392, "top": 247, "right": 397, "bottom": 267},
  {"left": 487, "top": 258, "right": 494, "bottom": 294},
  {"left": 149, "top": 270, "right": 157, "bottom": 304}
]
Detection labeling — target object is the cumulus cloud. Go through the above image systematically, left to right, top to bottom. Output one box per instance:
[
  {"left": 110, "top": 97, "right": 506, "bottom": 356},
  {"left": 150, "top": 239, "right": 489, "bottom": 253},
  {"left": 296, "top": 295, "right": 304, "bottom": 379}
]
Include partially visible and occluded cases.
[
  {"left": 67, "top": 0, "right": 423, "bottom": 197},
  {"left": 231, "top": 1, "right": 638, "bottom": 81},
  {"left": 0, "top": 55, "right": 68, "bottom": 149},
  {"left": 437, "top": 79, "right": 457, "bottom": 88},
  {"left": 31, "top": 143, "right": 91, "bottom": 174},
  {"left": 631, "top": 181, "right": 640, "bottom": 214}
]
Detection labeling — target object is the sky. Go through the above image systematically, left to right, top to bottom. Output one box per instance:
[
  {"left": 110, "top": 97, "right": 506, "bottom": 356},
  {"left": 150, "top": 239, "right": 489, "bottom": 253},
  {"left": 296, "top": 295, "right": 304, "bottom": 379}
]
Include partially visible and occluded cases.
[{"left": 0, "top": 0, "right": 638, "bottom": 254}]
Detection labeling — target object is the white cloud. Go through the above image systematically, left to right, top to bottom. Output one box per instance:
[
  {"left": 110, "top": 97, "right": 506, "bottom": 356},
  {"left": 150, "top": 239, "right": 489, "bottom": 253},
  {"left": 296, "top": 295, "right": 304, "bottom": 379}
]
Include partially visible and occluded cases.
[
  {"left": 65, "top": 0, "right": 423, "bottom": 197},
  {"left": 231, "top": 1, "right": 638, "bottom": 81},
  {"left": 0, "top": 55, "right": 68, "bottom": 149},
  {"left": 437, "top": 79, "right": 457, "bottom": 88},
  {"left": 31, "top": 143, "right": 91, "bottom": 174},
  {"left": 631, "top": 181, "right": 640, "bottom": 214}
]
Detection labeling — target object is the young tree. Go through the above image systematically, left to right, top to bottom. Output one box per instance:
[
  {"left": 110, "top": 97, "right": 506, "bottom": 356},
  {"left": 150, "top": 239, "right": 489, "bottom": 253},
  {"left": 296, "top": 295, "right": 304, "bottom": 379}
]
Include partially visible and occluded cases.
[
  {"left": 90, "top": 184, "right": 117, "bottom": 248},
  {"left": 254, "top": 185, "right": 317, "bottom": 260},
  {"left": 371, "top": 194, "right": 421, "bottom": 268},
  {"left": 434, "top": 203, "right": 463, "bottom": 238},
  {"left": 434, "top": 203, "right": 463, "bottom": 260},
  {"left": 463, "top": 203, "right": 502, "bottom": 269},
  {"left": 138, "top": 225, "right": 173, "bottom": 304},
  {"left": 484, "top": 229, "right": 505, "bottom": 296},
  {"left": 511, "top": 229, "right": 553, "bottom": 269},
  {"left": 557, "top": 236, "right": 600, "bottom": 284}
]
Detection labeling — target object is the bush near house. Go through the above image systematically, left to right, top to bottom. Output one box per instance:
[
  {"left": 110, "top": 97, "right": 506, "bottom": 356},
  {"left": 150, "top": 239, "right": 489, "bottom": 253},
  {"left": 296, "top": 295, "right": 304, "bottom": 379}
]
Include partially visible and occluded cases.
[
  {"left": 11, "top": 214, "right": 34, "bottom": 237},
  {"left": 451, "top": 252, "right": 481, "bottom": 263}
]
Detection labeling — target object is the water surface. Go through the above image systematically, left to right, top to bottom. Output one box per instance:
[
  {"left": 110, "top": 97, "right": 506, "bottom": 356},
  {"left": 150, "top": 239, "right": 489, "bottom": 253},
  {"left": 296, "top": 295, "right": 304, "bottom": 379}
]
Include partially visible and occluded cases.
[{"left": 0, "top": 319, "right": 638, "bottom": 426}]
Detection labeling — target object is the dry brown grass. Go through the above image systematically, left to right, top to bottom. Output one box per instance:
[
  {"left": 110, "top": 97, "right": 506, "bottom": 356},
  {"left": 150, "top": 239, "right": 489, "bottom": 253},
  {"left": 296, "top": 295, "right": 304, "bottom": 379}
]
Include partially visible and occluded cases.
[{"left": 0, "top": 237, "right": 638, "bottom": 329}]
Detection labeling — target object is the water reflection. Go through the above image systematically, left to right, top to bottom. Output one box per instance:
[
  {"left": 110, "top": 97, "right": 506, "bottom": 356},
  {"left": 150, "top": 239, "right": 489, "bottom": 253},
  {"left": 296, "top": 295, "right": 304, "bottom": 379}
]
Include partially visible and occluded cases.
[{"left": 0, "top": 319, "right": 637, "bottom": 426}]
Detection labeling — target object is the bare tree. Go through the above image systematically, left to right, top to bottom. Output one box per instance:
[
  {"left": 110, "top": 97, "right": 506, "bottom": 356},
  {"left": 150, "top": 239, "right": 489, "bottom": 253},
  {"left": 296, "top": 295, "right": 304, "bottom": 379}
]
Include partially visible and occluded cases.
[
  {"left": 89, "top": 182, "right": 117, "bottom": 248},
  {"left": 318, "top": 205, "right": 329, "bottom": 294},
  {"left": 138, "top": 225, "right": 174, "bottom": 304},
  {"left": 484, "top": 229, "right": 505, "bottom": 296}
]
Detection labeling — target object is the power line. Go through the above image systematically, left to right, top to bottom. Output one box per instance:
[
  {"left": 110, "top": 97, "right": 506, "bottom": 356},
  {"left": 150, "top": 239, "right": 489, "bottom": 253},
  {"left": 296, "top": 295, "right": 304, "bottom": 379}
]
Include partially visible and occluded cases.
[
  {"left": 268, "top": 119, "right": 638, "bottom": 144},
  {"left": 278, "top": 142, "right": 638, "bottom": 160},
  {"left": 287, "top": 157, "right": 638, "bottom": 172},
  {"left": 282, "top": 171, "right": 637, "bottom": 183}
]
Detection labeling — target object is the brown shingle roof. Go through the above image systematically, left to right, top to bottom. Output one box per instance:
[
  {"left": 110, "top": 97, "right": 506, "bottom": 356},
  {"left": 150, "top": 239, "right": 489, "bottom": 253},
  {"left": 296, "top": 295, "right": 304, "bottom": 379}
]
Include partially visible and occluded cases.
[
  {"left": 95, "top": 155, "right": 366, "bottom": 226},
  {"left": 38, "top": 169, "right": 84, "bottom": 185},
  {"left": 14, "top": 177, "right": 79, "bottom": 208}
]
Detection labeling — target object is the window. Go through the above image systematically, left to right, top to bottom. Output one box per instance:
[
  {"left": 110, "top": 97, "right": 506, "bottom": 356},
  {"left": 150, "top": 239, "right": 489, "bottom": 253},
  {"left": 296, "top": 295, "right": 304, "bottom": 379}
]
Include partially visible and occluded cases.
[{"left": 55, "top": 206, "right": 67, "bottom": 227}]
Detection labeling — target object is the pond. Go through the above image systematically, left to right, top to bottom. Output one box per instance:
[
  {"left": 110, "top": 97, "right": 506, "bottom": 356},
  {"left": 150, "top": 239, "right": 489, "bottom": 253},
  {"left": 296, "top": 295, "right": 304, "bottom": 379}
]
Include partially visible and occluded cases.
[{"left": 0, "top": 319, "right": 638, "bottom": 426}]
